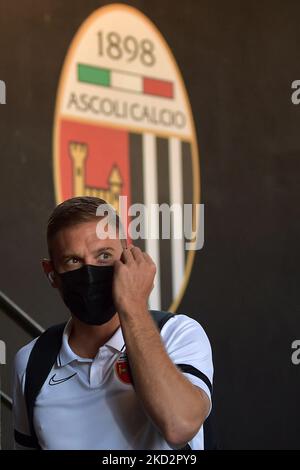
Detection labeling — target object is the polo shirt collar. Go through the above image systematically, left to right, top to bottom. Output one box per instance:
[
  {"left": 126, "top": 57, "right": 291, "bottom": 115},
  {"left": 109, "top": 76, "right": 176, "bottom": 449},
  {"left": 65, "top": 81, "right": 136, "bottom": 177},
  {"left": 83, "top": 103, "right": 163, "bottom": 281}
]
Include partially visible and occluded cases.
[{"left": 57, "top": 318, "right": 125, "bottom": 368}]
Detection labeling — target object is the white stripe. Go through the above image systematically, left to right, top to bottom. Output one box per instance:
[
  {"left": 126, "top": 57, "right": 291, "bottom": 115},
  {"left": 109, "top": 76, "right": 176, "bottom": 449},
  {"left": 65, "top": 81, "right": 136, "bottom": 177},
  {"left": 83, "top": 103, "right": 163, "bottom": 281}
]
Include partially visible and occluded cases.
[
  {"left": 111, "top": 71, "right": 143, "bottom": 92},
  {"left": 143, "top": 134, "right": 161, "bottom": 310},
  {"left": 169, "top": 137, "right": 185, "bottom": 299}
]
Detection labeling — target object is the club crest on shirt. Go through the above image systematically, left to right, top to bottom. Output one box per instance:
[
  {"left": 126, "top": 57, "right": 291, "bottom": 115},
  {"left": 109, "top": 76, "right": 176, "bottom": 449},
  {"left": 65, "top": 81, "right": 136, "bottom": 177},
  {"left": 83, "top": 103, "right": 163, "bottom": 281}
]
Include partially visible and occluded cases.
[{"left": 115, "top": 352, "right": 132, "bottom": 385}]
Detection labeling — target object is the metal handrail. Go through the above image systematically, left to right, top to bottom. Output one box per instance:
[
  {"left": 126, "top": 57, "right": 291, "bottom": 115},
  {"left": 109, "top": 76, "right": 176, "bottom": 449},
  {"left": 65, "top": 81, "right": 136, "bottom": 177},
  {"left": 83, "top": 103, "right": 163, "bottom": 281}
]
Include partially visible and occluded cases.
[
  {"left": 0, "top": 289, "right": 45, "bottom": 336},
  {"left": 0, "top": 289, "right": 45, "bottom": 411},
  {"left": 0, "top": 389, "right": 12, "bottom": 408}
]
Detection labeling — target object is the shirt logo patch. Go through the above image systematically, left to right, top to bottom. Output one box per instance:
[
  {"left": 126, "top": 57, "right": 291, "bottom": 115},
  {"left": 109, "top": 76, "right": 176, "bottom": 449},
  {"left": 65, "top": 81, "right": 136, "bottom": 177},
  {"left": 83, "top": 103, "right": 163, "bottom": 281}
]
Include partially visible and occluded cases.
[
  {"left": 115, "top": 352, "right": 132, "bottom": 385},
  {"left": 48, "top": 372, "right": 77, "bottom": 386}
]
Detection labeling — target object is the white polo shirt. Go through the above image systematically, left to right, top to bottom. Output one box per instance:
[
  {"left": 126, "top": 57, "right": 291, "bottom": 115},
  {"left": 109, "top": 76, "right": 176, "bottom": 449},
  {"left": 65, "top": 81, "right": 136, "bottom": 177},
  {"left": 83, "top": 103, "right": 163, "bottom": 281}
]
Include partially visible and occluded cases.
[{"left": 13, "top": 314, "right": 213, "bottom": 450}]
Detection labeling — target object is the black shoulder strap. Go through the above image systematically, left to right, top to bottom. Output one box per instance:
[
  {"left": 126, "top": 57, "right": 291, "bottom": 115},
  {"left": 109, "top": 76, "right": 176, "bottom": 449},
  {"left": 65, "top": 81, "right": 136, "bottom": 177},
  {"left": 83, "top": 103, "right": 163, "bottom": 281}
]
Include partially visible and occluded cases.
[
  {"left": 149, "top": 309, "right": 174, "bottom": 331},
  {"left": 22, "top": 322, "right": 67, "bottom": 448}
]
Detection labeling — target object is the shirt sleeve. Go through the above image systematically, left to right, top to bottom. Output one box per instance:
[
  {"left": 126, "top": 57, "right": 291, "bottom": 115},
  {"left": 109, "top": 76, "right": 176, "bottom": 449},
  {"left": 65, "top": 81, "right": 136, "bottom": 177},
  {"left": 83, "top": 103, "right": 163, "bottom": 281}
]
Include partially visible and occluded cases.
[
  {"left": 161, "top": 314, "right": 214, "bottom": 405},
  {"left": 12, "top": 340, "right": 38, "bottom": 450}
]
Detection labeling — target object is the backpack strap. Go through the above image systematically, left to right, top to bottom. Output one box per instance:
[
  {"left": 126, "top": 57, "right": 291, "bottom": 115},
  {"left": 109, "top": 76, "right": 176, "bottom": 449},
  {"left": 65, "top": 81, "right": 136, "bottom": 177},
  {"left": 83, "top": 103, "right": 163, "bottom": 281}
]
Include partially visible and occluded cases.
[
  {"left": 149, "top": 309, "right": 174, "bottom": 331},
  {"left": 21, "top": 322, "right": 67, "bottom": 448}
]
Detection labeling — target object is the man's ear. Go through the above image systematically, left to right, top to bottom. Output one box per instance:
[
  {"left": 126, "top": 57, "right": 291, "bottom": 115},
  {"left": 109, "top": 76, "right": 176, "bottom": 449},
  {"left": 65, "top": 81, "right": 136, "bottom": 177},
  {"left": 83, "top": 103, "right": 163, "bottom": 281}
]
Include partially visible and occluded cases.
[{"left": 42, "top": 258, "right": 59, "bottom": 288}]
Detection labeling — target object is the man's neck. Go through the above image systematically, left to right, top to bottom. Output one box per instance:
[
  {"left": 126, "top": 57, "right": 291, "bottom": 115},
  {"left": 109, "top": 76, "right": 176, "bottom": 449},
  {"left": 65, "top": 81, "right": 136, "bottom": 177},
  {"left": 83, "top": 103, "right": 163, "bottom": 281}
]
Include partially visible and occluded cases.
[{"left": 68, "top": 313, "right": 121, "bottom": 359}]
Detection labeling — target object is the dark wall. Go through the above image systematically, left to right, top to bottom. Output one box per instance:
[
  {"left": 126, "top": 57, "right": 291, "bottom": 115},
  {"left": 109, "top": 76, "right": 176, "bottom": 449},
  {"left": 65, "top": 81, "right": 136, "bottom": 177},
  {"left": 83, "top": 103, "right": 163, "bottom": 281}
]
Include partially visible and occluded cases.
[{"left": 0, "top": 0, "right": 299, "bottom": 449}]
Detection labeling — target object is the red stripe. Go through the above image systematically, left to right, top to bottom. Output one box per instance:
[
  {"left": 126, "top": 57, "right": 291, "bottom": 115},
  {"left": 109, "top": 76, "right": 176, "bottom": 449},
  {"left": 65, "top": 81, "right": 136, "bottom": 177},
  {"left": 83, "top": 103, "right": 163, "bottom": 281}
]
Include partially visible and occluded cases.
[
  {"left": 143, "top": 77, "right": 174, "bottom": 99},
  {"left": 59, "top": 119, "right": 132, "bottom": 239}
]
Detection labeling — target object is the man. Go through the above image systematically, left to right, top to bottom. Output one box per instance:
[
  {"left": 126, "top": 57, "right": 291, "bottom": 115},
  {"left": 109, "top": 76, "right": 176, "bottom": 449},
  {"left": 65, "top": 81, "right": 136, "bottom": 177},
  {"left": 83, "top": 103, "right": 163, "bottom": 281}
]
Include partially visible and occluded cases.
[{"left": 13, "top": 196, "right": 213, "bottom": 450}]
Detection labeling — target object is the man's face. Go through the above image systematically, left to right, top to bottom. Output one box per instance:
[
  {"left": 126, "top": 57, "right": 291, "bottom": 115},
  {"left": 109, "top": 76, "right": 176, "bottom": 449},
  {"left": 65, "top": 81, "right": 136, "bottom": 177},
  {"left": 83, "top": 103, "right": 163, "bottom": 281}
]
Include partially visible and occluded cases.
[{"left": 43, "top": 220, "right": 124, "bottom": 288}]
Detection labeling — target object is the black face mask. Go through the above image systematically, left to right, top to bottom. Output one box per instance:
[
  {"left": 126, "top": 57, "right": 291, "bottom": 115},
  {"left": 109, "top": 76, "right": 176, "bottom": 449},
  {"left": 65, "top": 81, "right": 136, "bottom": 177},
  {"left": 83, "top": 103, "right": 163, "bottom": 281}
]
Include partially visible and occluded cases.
[{"left": 57, "top": 264, "right": 116, "bottom": 325}]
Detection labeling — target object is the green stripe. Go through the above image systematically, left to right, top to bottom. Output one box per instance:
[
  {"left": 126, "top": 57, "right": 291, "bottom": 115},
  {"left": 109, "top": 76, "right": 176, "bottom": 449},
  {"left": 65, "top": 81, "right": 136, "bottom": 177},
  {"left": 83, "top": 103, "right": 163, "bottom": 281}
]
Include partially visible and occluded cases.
[{"left": 78, "top": 64, "right": 110, "bottom": 87}]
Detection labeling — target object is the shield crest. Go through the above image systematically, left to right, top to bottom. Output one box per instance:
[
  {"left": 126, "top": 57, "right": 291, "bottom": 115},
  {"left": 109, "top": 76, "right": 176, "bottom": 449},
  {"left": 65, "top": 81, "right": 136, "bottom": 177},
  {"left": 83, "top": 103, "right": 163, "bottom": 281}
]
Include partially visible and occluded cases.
[
  {"left": 53, "top": 4, "right": 200, "bottom": 312},
  {"left": 115, "top": 353, "right": 132, "bottom": 385}
]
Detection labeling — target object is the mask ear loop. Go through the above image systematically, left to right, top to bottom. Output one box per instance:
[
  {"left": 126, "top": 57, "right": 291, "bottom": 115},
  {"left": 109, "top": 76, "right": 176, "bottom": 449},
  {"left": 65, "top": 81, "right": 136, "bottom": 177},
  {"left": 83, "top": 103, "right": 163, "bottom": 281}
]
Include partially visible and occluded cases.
[{"left": 48, "top": 271, "right": 55, "bottom": 284}]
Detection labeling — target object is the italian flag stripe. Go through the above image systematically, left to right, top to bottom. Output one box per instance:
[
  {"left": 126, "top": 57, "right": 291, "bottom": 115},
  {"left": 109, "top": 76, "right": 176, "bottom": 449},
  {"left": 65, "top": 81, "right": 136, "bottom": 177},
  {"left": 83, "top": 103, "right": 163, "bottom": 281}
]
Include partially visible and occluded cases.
[
  {"left": 77, "top": 64, "right": 174, "bottom": 99},
  {"left": 78, "top": 64, "right": 110, "bottom": 87},
  {"left": 143, "top": 77, "right": 173, "bottom": 99}
]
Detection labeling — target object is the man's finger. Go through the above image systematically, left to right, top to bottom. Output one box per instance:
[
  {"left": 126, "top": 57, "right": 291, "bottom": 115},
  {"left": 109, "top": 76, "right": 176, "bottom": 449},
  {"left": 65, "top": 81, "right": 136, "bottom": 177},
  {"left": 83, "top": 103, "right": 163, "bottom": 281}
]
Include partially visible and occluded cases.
[
  {"left": 130, "top": 246, "right": 144, "bottom": 263},
  {"left": 121, "top": 247, "right": 134, "bottom": 265},
  {"left": 143, "top": 251, "right": 155, "bottom": 265}
]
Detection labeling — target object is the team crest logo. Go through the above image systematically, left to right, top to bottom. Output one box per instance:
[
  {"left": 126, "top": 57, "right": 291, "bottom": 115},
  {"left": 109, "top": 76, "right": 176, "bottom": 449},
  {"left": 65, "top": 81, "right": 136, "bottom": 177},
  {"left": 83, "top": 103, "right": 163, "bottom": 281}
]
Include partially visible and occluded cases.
[
  {"left": 53, "top": 4, "right": 200, "bottom": 312},
  {"left": 115, "top": 352, "right": 132, "bottom": 385}
]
